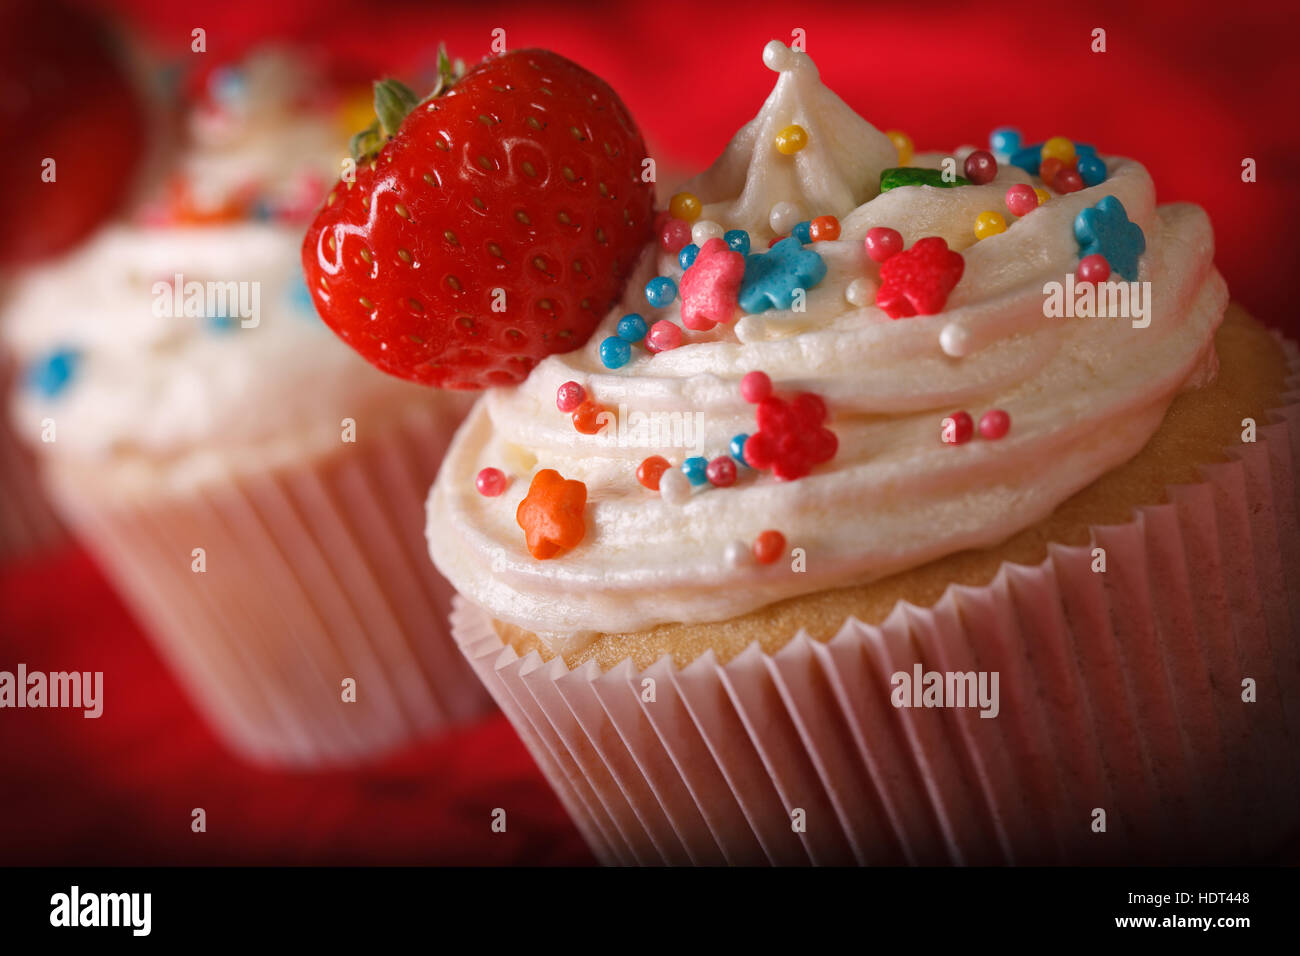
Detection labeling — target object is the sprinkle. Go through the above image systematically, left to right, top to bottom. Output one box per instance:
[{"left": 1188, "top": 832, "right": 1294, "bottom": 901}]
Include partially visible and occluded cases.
[
  {"left": 774, "top": 124, "right": 808, "bottom": 155},
  {"left": 989, "top": 127, "right": 1022, "bottom": 158},
  {"left": 884, "top": 129, "right": 913, "bottom": 166},
  {"left": 1041, "top": 136, "right": 1076, "bottom": 165},
  {"left": 1009, "top": 142, "right": 1046, "bottom": 175},
  {"left": 963, "top": 149, "right": 998, "bottom": 185},
  {"left": 1077, "top": 154, "right": 1107, "bottom": 187},
  {"left": 880, "top": 167, "right": 970, "bottom": 192},
  {"left": 1055, "top": 169, "right": 1083, "bottom": 193},
  {"left": 1005, "top": 184, "right": 1039, "bottom": 217},
  {"left": 1033, "top": 187, "right": 1051, "bottom": 205},
  {"left": 669, "top": 192, "right": 702, "bottom": 222},
  {"left": 1075, "top": 196, "right": 1145, "bottom": 281},
  {"left": 768, "top": 201, "right": 803, "bottom": 235},
  {"left": 973, "top": 211, "right": 1006, "bottom": 240},
  {"left": 808, "top": 215, "right": 840, "bottom": 242},
  {"left": 660, "top": 218, "right": 692, "bottom": 253},
  {"left": 691, "top": 219, "right": 724, "bottom": 245},
  {"left": 791, "top": 220, "right": 812, "bottom": 244},
  {"left": 864, "top": 226, "right": 904, "bottom": 263},
  {"left": 724, "top": 229, "right": 751, "bottom": 255},
  {"left": 680, "top": 237, "right": 744, "bottom": 330},
  {"left": 738, "top": 237, "right": 827, "bottom": 313},
  {"left": 876, "top": 237, "right": 965, "bottom": 318},
  {"left": 679, "top": 243, "right": 700, "bottom": 270},
  {"left": 1076, "top": 253, "right": 1111, "bottom": 284},
  {"left": 645, "top": 277, "right": 677, "bottom": 308},
  {"left": 845, "top": 277, "right": 875, "bottom": 306},
  {"left": 617, "top": 313, "right": 648, "bottom": 342},
  {"left": 646, "top": 319, "right": 683, "bottom": 352},
  {"left": 939, "top": 323, "right": 970, "bottom": 357},
  {"left": 599, "top": 336, "right": 631, "bottom": 369},
  {"left": 26, "top": 348, "right": 80, "bottom": 399},
  {"left": 740, "top": 371, "right": 772, "bottom": 403},
  {"left": 556, "top": 380, "right": 586, "bottom": 412},
  {"left": 743, "top": 391, "right": 837, "bottom": 481},
  {"left": 572, "top": 398, "right": 606, "bottom": 434},
  {"left": 978, "top": 409, "right": 1011, "bottom": 440},
  {"left": 941, "top": 411, "right": 974, "bottom": 445},
  {"left": 729, "top": 433, "right": 750, "bottom": 463},
  {"left": 636, "top": 455, "right": 671, "bottom": 490},
  {"left": 681, "top": 456, "right": 709, "bottom": 486},
  {"left": 706, "top": 456, "right": 738, "bottom": 487},
  {"left": 476, "top": 467, "right": 508, "bottom": 496},
  {"left": 658, "top": 467, "right": 691, "bottom": 505},
  {"left": 516, "top": 469, "right": 587, "bottom": 559},
  {"left": 753, "top": 530, "right": 786, "bottom": 565},
  {"left": 724, "top": 541, "right": 753, "bottom": 568}
]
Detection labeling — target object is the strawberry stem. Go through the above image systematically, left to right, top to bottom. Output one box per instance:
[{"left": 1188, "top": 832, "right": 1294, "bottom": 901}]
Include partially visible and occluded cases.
[{"left": 374, "top": 78, "right": 419, "bottom": 138}]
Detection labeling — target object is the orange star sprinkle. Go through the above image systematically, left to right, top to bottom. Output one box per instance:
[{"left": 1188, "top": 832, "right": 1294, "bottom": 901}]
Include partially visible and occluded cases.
[{"left": 516, "top": 468, "right": 588, "bottom": 560}]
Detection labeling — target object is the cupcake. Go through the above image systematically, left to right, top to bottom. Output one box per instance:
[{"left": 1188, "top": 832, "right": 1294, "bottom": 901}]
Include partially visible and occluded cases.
[
  {"left": 428, "top": 42, "right": 1300, "bottom": 864},
  {"left": 1, "top": 50, "right": 487, "bottom": 766}
]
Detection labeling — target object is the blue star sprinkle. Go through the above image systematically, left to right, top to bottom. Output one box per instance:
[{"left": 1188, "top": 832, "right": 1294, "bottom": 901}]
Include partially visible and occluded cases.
[
  {"left": 1074, "top": 195, "right": 1146, "bottom": 282},
  {"left": 738, "top": 237, "right": 827, "bottom": 314},
  {"left": 27, "top": 348, "right": 80, "bottom": 399}
]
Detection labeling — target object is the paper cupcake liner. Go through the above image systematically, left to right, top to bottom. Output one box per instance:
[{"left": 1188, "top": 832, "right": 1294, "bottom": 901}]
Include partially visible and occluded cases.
[
  {"left": 451, "top": 338, "right": 1300, "bottom": 865},
  {"left": 0, "top": 354, "right": 63, "bottom": 562},
  {"left": 47, "top": 402, "right": 491, "bottom": 767}
]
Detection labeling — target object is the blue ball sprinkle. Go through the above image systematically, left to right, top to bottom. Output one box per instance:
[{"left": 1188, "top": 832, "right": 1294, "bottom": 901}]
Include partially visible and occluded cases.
[
  {"left": 989, "top": 127, "right": 1022, "bottom": 156},
  {"left": 1077, "top": 154, "right": 1107, "bottom": 187},
  {"left": 792, "top": 220, "right": 812, "bottom": 245},
  {"left": 724, "top": 229, "right": 751, "bottom": 256},
  {"left": 679, "top": 243, "right": 700, "bottom": 270},
  {"left": 287, "top": 274, "right": 318, "bottom": 318},
  {"left": 645, "top": 276, "right": 678, "bottom": 308},
  {"left": 206, "top": 308, "right": 237, "bottom": 334},
  {"left": 617, "top": 313, "right": 648, "bottom": 342},
  {"left": 599, "top": 336, "right": 631, "bottom": 369},
  {"left": 27, "top": 348, "right": 80, "bottom": 399},
  {"left": 729, "top": 433, "right": 749, "bottom": 465},
  {"left": 681, "top": 456, "right": 708, "bottom": 486}
]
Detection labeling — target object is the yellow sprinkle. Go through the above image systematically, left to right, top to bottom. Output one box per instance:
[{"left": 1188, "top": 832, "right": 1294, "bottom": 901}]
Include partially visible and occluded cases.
[
  {"left": 774, "top": 124, "right": 808, "bottom": 155},
  {"left": 885, "top": 130, "right": 913, "bottom": 166},
  {"left": 1041, "top": 136, "right": 1076, "bottom": 165},
  {"left": 1033, "top": 187, "right": 1051, "bottom": 206},
  {"left": 669, "top": 191, "right": 702, "bottom": 222},
  {"left": 974, "top": 210, "right": 1007, "bottom": 241}
]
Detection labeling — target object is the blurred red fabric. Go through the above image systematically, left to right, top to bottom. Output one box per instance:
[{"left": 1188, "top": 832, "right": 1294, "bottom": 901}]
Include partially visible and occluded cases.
[{"left": 3, "top": 0, "right": 1297, "bottom": 865}]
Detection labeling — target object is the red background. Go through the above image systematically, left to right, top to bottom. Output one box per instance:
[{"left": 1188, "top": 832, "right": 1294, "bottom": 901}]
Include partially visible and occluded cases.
[{"left": 2, "top": 0, "right": 1298, "bottom": 865}]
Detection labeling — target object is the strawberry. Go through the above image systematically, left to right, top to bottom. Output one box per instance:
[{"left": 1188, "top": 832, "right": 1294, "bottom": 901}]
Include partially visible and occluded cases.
[
  {"left": 0, "top": 0, "right": 147, "bottom": 265},
  {"left": 302, "top": 48, "right": 655, "bottom": 389}
]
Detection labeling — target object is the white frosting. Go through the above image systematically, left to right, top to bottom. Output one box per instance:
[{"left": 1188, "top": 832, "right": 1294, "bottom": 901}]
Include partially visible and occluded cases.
[
  {"left": 426, "top": 43, "right": 1227, "bottom": 649},
  {"left": 1, "top": 51, "right": 444, "bottom": 485}
]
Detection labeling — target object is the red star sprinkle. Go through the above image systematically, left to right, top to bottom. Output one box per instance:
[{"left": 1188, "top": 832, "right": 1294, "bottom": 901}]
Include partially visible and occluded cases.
[
  {"left": 875, "top": 236, "right": 965, "bottom": 318},
  {"left": 680, "top": 237, "right": 744, "bottom": 330},
  {"left": 742, "top": 391, "right": 838, "bottom": 480},
  {"left": 516, "top": 469, "right": 588, "bottom": 560}
]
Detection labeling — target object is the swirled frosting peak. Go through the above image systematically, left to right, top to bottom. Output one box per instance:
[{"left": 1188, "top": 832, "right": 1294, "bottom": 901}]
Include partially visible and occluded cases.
[{"left": 427, "top": 42, "right": 1227, "bottom": 651}]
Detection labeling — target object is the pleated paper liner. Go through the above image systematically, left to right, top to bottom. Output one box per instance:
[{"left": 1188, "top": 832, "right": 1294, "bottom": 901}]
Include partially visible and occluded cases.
[
  {"left": 451, "top": 337, "right": 1300, "bottom": 865},
  {"left": 0, "top": 354, "right": 64, "bottom": 562},
  {"left": 46, "top": 401, "right": 492, "bottom": 767}
]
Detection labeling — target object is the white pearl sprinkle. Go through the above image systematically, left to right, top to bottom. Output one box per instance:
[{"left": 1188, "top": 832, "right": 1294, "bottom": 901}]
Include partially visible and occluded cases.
[
  {"left": 763, "top": 41, "right": 796, "bottom": 73},
  {"left": 769, "top": 201, "right": 803, "bottom": 236},
  {"left": 691, "top": 219, "right": 724, "bottom": 245},
  {"left": 846, "top": 277, "right": 876, "bottom": 307},
  {"left": 939, "top": 323, "right": 971, "bottom": 357},
  {"left": 658, "top": 468, "right": 691, "bottom": 506},
  {"left": 724, "top": 540, "right": 752, "bottom": 568}
]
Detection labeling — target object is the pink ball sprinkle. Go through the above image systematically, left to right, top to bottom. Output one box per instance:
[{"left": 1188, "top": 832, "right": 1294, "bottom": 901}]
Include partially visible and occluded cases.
[
  {"left": 1005, "top": 184, "right": 1038, "bottom": 217},
  {"left": 660, "top": 218, "right": 692, "bottom": 254},
  {"left": 864, "top": 227, "right": 903, "bottom": 263},
  {"left": 1077, "top": 254, "right": 1111, "bottom": 284},
  {"left": 646, "top": 319, "right": 683, "bottom": 353},
  {"left": 740, "top": 370, "right": 773, "bottom": 404},
  {"left": 556, "top": 381, "right": 586, "bottom": 412},
  {"left": 978, "top": 409, "right": 1011, "bottom": 440},
  {"left": 942, "top": 411, "right": 974, "bottom": 445},
  {"left": 706, "top": 456, "right": 738, "bottom": 487},
  {"left": 475, "top": 467, "right": 508, "bottom": 496}
]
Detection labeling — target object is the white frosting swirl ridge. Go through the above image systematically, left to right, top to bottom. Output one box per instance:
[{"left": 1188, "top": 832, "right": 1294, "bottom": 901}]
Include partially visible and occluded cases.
[{"left": 427, "top": 42, "right": 1227, "bottom": 650}]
